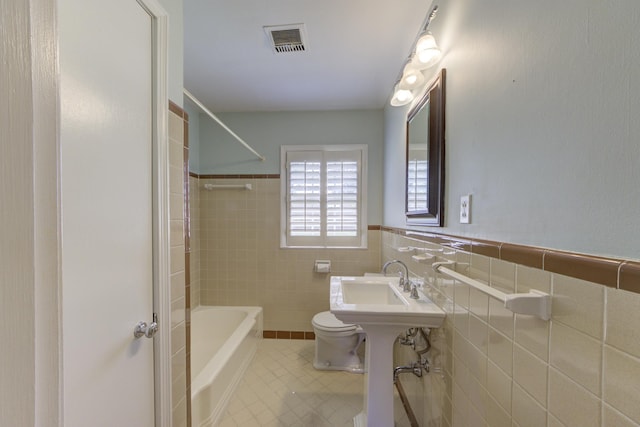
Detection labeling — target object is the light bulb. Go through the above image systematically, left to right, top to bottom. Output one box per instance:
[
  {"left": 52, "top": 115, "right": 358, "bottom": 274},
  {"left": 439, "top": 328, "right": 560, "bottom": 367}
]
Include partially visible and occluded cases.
[
  {"left": 412, "top": 31, "right": 442, "bottom": 70},
  {"left": 416, "top": 33, "right": 437, "bottom": 51},
  {"left": 418, "top": 48, "right": 441, "bottom": 65},
  {"left": 399, "top": 66, "right": 425, "bottom": 90},
  {"left": 390, "top": 85, "right": 414, "bottom": 106},
  {"left": 397, "top": 90, "right": 412, "bottom": 101}
]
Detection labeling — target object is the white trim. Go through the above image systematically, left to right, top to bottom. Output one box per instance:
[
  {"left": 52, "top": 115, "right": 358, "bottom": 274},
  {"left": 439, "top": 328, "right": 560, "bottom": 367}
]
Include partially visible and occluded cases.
[{"left": 135, "top": 0, "right": 172, "bottom": 425}]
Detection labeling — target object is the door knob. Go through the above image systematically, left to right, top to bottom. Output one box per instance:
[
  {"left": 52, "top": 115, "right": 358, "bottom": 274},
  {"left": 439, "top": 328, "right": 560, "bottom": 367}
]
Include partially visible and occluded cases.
[
  {"left": 133, "top": 314, "right": 159, "bottom": 339},
  {"left": 134, "top": 321, "right": 148, "bottom": 339},
  {"left": 145, "top": 321, "right": 158, "bottom": 338}
]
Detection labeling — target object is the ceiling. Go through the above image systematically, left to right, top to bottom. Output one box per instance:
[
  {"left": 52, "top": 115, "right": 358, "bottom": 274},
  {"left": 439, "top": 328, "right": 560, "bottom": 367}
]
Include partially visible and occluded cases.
[{"left": 183, "top": 0, "right": 434, "bottom": 113}]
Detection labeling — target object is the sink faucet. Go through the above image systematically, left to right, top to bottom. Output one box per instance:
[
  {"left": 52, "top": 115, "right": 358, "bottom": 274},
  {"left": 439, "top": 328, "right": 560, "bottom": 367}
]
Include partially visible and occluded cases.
[{"left": 382, "top": 260, "right": 410, "bottom": 292}]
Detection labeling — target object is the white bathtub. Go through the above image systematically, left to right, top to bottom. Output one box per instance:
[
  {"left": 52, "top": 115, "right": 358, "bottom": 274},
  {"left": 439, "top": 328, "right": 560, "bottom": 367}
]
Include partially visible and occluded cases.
[{"left": 191, "top": 306, "right": 263, "bottom": 427}]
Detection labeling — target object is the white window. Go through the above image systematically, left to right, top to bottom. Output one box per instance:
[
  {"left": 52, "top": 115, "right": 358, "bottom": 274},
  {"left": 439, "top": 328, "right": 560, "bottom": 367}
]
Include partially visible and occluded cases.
[{"left": 280, "top": 145, "right": 368, "bottom": 248}]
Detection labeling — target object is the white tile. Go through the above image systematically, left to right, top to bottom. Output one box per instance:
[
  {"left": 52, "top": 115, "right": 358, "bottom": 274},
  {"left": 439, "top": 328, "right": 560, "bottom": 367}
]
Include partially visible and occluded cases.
[
  {"left": 168, "top": 111, "right": 184, "bottom": 143},
  {"left": 168, "top": 139, "right": 184, "bottom": 168},
  {"left": 169, "top": 165, "right": 184, "bottom": 195},
  {"left": 469, "top": 254, "right": 490, "bottom": 283},
  {"left": 490, "top": 258, "right": 516, "bottom": 293},
  {"left": 516, "top": 264, "right": 551, "bottom": 294},
  {"left": 513, "top": 266, "right": 550, "bottom": 362},
  {"left": 551, "top": 274, "right": 604, "bottom": 339},
  {"left": 454, "top": 282, "right": 470, "bottom": 309},
  {"left": 469, "top": 287, "right": 489, "bottom": 321},
  {"left": 606, "top": 288, "right": 640, "bottom": 359},
  {"left": 489, "top": 296, "right": 514, "bottom": 339},
  {"left": 171, "top": 297, "right": 185, "bottom": 327},
  {"left": 454, "top": 304, "right": 470, "bottom": 339},
  {"left": 469, "top": 313, "right": 489, "bottom": 354},
  {"left": 514, "top": 313, "right": 550, "bottom": 363},
  {"left": 550, "top": 321, "right": 602, "bottom": 395},
  {"left": 171, "top": 323, "right": 185, "bottom": 357},
  {"left": 488, "top": 326, "right": 513, "bottom": 375},
  {"left": 216, "top": 339, "right": 414, "bottom": 426},
  {"left": 466, "top": 340, "right": 488, "bottom": 386},
  {"left": 513, "top": 344, "right": 548, "bottom": 407},
  {"left": 603, "top": 345, "right": 640, "bottom": 423},
  {"left": 453, "top": 354, "right": 471, "bottom": 395},
  {"left": 487, "top": 360, "right": 511, "bottom": 415},
  {"left": 548, "top": 368, "right": 600, "bottom": 427},
  {"left": 466, "top": 374, "right": 488, "bottom": 421},
  {"left": 452, "top": 381, "right": 470, "bottom": 427},
  {"left": 512, "top": 383, "right": 546, "bottom": 427},
  {"left": 486, "top": 394, "right": 511, "bottom": 427},
  {"left": 172, "top": 396, "right": 187, "bottom": 427},
  {"left": 467, "top": 399, "right": 486, "bottom": 427},
  {"left": 603, "top": 404, "right": 640, "bottom": 427},
  {"left": 547, "top": 414, "right": 565, "bottom": 427}
]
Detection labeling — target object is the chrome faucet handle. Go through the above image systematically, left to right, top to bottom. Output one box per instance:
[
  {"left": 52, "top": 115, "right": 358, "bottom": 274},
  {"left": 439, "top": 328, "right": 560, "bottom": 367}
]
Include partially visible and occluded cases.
[
  {"left": 397, "top": 272, "right": 405, "bottom": 288},
  {"left": 401, "top": 275, "right": 412, "bottom": 292},
  {"left": 409, "top": 282, "right": 420, "bottom": 299}
]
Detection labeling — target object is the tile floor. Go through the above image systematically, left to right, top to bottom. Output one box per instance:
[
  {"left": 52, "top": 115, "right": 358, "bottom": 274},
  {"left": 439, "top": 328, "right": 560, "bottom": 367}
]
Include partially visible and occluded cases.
[{"left": 217, "top": 339, "right": 412, "bottom": 427}]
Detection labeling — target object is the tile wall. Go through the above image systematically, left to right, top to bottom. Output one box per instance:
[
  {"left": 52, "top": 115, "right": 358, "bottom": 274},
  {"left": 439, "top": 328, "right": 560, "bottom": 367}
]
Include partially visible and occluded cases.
[
  {"left": 169, "top": 103, "right": 188, "bottom": 427},
  {"left": 185, "top": 172, "right": 640, "bottom": 426},
  {"left": 189, "top": 174, "right": 201, "bottom": 309},
  {"left": 193, "top": 176, "right": 381, "bottom": 332},
  {"left": 382, "top": 229, "right": 640, "bottom": 427}
]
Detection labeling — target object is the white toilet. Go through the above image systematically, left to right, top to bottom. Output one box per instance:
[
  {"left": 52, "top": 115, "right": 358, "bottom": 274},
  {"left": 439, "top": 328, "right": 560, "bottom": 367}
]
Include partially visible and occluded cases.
[{"left": 312, "top": 311, "right": 365, "bottom": 373}]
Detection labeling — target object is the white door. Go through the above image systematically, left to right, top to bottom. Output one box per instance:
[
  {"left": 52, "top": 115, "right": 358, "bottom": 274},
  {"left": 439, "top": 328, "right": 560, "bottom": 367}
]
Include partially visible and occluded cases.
[{"left": 59, "top": 0, "right": 165, "bottom": 425}]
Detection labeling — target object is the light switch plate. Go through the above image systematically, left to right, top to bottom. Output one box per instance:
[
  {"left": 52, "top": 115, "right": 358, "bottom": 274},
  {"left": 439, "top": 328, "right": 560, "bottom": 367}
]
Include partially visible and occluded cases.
[{"left": 460, "top": 195, "right": 471, "bottom": 224}]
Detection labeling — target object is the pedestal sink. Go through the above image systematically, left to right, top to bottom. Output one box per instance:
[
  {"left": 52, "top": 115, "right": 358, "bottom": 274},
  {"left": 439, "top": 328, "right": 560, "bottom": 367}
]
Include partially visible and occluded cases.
[{"left": 330, "top": 276, "right": 445, "bottom": 427}]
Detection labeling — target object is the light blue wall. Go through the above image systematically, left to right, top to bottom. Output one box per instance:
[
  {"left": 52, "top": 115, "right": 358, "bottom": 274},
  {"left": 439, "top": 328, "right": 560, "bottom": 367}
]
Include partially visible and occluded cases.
[
  {"left": 383, "top": 0, "right": 640, "bottom": 260},
  {"left": 383, "top": 104, "right": 411, "bottom": 228},
  {"left": 191, "top": 109, "right": 385, "bottom": 224}
]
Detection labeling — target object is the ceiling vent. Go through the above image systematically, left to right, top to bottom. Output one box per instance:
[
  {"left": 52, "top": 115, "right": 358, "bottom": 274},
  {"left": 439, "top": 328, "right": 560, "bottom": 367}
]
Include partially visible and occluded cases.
[{"left": 264, "top": 24, "right": 307, "bottom": 54}]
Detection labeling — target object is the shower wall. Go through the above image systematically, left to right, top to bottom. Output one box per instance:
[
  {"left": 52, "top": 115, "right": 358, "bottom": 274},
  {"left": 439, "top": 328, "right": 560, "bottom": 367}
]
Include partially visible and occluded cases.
[
  {"left": 169, "top": 102, "right": 189, "bottom": 427},
  {"left": 186, "top": 108, "right": 386, "bottom": 332},
  {"left": 189, "top": 174, "right": 201, "bottom": 309},
  {"left": 193, "top": 176, "right": 381, "bottom": 332}
]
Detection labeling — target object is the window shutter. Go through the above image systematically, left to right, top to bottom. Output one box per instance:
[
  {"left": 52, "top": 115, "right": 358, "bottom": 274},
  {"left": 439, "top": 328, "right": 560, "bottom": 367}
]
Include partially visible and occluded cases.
[
  {"left": 281, "top": 145, "right": 367, "bottom": 248},
  {"left": 407, "top": 159, "right": 428, "bottom": 211},
  {"left": 289, "top": 160, "right": 321, "bottom": 236},
  {"left": 326, "top": 160, "right": 359, "bottom": 237}
]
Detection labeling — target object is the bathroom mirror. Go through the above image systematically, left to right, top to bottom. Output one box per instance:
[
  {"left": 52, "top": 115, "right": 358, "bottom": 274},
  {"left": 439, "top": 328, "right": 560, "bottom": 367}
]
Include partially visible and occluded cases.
[{"left": 406, "top": 68, "right": 446, "bottom": 226}]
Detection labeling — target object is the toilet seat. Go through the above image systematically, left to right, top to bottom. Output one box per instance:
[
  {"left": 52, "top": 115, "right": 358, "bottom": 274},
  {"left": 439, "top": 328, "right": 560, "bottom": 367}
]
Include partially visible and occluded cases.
[{"left": 312, "top": 311, "right": 358, "bottom": 333}]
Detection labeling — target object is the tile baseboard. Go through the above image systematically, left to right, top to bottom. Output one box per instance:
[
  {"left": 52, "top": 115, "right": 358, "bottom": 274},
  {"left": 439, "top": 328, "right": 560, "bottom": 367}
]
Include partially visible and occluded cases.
[{"left": 263, "top": 330, "right": 315, "bottom": 340}]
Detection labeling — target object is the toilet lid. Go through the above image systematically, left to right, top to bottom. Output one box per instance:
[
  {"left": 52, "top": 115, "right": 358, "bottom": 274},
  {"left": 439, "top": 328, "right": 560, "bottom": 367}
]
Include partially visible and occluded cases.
[{"left": 312, "top": 311, "right": 357, "bottom": 332}]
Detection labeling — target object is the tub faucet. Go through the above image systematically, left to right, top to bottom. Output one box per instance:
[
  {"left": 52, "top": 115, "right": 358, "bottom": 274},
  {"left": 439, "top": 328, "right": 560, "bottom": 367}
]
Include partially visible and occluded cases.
[{"left": 382, "top": 260, "right": 410, "bottom": 292}]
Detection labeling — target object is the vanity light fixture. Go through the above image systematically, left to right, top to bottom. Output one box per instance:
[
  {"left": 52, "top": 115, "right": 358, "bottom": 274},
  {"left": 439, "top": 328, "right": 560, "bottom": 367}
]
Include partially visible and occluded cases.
[{"left": 390, "top": 6, "right": 442, "bottom": 106}]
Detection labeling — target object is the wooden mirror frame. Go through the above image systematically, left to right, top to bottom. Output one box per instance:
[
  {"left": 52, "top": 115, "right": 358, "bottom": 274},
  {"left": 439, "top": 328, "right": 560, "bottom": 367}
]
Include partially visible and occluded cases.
[{"left": 405, "top": 68, "right": 446, "bottom": 226}]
